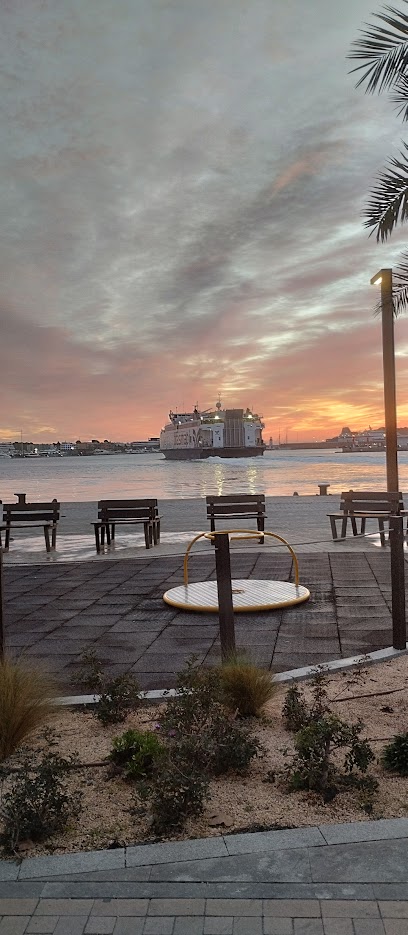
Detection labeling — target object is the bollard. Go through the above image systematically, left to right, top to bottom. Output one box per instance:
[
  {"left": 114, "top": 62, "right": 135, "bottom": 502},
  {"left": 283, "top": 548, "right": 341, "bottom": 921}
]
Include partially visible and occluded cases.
[
  {"left": 318, "top": 484, "right": 330, "bottom": 496},
  {"left": 14, "top": 493, "right": 26, "bottom": 504},
  {"left": 389, "top": 514, "right": 406, "bottom": 650},
  {"left": 213, "top": 532, "right": 236, "bottom": 661}
]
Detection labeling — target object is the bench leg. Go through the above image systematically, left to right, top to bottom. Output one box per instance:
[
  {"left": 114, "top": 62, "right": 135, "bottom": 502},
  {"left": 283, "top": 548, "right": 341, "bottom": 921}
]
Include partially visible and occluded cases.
[
  {"left": 341, "top": 516, "right": 348, "bottom": 539},
  {"left": 351, "top": 516, "right": 358, "bottom": 536},
  {"left": 257, "top": 517, "right": 264, "bottom": 544},
  {"left": 330, "top": 517, "right": 338, "bottom": 540},
  {"left": 378, "top": 519, "right": 386, "bottom": 547},
  {"left": 152, "top": 520, "right": 160, "bottom": 545},
  {"left": 144, "top": 522, "right": 151, "bottom": 549},
  {"left": 51, "top": 524, "right": 57, "bottom": 549},
  {"left": 110, "top": 524, "right": 115, "bottom": 542},
  {"left": 4, "top": 526, "right": 11, "bottom": 551},
  {"left": 43, "top": 526, "right": 51, "bottom": 553},
  {"left": 95, "top": 527, "right": 101, "bottom": 554}
]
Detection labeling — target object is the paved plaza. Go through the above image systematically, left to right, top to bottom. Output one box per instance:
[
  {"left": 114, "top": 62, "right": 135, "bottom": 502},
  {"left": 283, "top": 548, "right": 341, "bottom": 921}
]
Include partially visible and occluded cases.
[
  {"left": 2, "top": 549, "right": 405, "bottom": 690},
  {"left": 2, "top": 819, "right": 408, "bottom": 932}
]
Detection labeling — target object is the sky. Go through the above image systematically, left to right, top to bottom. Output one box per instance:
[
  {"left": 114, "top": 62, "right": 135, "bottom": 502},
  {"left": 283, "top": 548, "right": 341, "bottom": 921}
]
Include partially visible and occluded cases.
[{"left": 2, "top": 0, "right": 408, "bottom": 443}]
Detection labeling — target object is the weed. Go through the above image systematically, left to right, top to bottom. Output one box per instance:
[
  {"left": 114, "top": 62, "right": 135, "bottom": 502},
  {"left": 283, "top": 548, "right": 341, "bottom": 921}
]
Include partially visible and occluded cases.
[
  {"left": 73, "top": 651, "right": 140, "bottom": 724},
  {"left": 219, "top": 657, "right": 277, "bottom": 717},
  {"left": 0, "top": 659, "right": 57, "bottom": 761},
  {"left": 110, "top": 729, "right": 164, "bottom": 780},
  {"left": 381, "top": 732, "right": 408, "bottom": 776},
  {"left": 0, "top": 739, "right": 81, "bottom": 853}
]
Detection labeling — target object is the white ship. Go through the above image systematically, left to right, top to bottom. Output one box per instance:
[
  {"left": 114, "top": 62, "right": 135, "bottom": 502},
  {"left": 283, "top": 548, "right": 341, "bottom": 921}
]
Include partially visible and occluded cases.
[{"left": 160, "top": 401, "right": 265, "bottom": 460}]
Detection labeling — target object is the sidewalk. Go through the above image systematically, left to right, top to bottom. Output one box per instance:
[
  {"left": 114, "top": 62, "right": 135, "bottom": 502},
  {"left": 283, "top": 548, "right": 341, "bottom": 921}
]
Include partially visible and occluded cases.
[{"left": 1, "top": 819, "right": 408, "bottom": 932}]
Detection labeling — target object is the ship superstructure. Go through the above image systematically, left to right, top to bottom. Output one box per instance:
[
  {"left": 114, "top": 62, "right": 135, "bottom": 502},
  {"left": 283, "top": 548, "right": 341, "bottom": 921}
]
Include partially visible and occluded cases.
[{"left": 160, "top": 401, "right": 265, "bottom": 460}]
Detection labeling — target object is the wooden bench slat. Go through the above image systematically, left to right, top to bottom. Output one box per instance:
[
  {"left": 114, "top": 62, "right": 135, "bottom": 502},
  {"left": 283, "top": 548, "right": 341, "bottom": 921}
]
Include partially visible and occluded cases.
[
  {"left": 328, "top": 490, "right": 404, "bottom": 547},
  {"left": 205, "top": 493, "right": 266, "bottom": 543},
  {"left": 0, "top": 500, "right": 59, "bottom": 553}
]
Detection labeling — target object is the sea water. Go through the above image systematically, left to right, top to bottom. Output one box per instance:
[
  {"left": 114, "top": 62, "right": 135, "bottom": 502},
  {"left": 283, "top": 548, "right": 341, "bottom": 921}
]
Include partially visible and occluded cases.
[{"left": 1, "top": 449, "right": 408, "bottom": 502}]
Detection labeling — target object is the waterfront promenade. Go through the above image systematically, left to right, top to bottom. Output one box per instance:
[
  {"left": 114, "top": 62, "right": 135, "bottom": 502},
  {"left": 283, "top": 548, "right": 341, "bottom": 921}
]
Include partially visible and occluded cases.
[{"left": 2, "top": 495, "right": 406, "bottom": 690}]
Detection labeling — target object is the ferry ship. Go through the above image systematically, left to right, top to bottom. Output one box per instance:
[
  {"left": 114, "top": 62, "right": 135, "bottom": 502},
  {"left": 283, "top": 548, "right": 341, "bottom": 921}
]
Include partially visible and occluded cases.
[{"left": 160, "top": 401, "right": 265, "bottom": 460}]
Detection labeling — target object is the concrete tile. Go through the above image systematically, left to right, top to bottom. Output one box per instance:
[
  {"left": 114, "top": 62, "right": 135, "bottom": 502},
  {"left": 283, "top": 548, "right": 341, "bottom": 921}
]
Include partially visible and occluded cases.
[
  {"left": 319, "top": 820, "right": 408, "bottom": 846},
  {"left": 224, "top": 827, "right": 325, "bottom": 855},
  {"left": 126, "top": 839, "right": 228, "bottom": 867},
  {"left": 310, "top": 839, "right": 408, "bottom": 883},
  {"left": 20, "top": 851, "right": 125, "bottom": 880},
  {"left": 149, "top": 851, "right": 311, "bottom": 884},
  {"left": 0, "top": 861, "right": 19, "bottom": 881},
  {"left": 0, "top": 899, "right": 38, "bottom": 914},
  {"left": 148, "top": 899, "right": 205, "bottom": 916},
  {"left": 206, "top": 900, "right": 262, "bottom": 916},
  {"left": 35, "top": 901, "right": 94, "bottom": 916},
  {"left": 91, "top": 901, "right": 148, "bottom": 916},
  {"left": 263, "top": 901, "right": 320, "bottom": 917},
  {"left": 321, "top": 901, "right": 380, "bottom": 917},
  {"left": 378, "top": 902, "right": 408, "bottom": 918},
  {"left": 232, "top": 918, "right": 262, "bottom": 935},
  {"left": 0, "top": 919, "right": 31, "bottom": 935},
  {"left": 26, "top": 919, "right": 59, "bottom": 934},
  {"left": 84, "top": 919, "right": 115, "bottom": 934},
  {"left": 173, "top": 919, "right": 204, "bottom": 935},
  {"left": 54, "top": 920, "right": 89, "bottom": 935},
  {"left": 143, "top": 920, "right": 174, "bottom": 934},
  {"left": 203, "top": 920, "right": 233, "bottom": 935},
  {"left": 113, "top": 921, "right": 144, "bottom": 935},
  {"left": 263, "top": 921, "right": 293, "bottom": 935},
  {"left": 322, "top": 921, "right": 353, "bottom": 935},
  {"left": 352, "top": 922, "right": 385, "bottom": 935},
  {"left": 383, "top": 922, "right": 408, "bottom": 934},
  {"left": 293, "top": 923, "right": 323, "bottom": 935}
]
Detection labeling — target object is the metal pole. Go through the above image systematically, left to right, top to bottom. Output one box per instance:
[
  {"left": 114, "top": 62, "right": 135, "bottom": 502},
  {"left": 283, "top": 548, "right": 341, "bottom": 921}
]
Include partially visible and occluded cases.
[
  {"left": 378, "top": 269, "right": 406, "bottom": 649},
  {"left": 380, "top": 269, "right": 399, "bottom": 493},
  {"left": 389, "top": 515, "right": 406, "bottom": 649},
  {"left": 214, "top": 532, "right": 236, "bottom": 661},
  {"left": 0, "top": 547, "right": 4, "bottom": 659}
]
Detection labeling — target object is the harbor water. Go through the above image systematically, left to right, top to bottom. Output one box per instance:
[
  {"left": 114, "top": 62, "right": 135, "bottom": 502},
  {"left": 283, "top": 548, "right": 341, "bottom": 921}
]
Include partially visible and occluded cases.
[{"left": 1, "top": 449, "right": 408, "bottom": 502}]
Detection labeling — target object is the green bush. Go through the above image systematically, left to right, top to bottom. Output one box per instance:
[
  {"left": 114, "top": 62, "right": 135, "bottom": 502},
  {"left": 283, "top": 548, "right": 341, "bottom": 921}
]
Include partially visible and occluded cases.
[
  {"left": 73, "top": 650, "right": 140, "bottom": 724},
  {"left": 282, "top": 683, "right": 309, "bottom": 732},
  {"left": 286, "top": 714, "right": 374, "bottom": 799},
  {"left": 110, "top": 729, "right": 164, "bottom": 780},
  {"left": 381, "top": 732, "right": 408, "bottom": 775},
  {"left": 0, "top": 743, "right": 81, "bottom": 854},
  {"left": 148, "top": 758, "right": 209, "bottom": 833}
]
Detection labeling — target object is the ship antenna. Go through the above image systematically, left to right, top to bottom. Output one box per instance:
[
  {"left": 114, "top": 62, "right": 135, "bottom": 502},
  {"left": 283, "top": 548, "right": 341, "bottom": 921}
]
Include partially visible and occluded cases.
[{"left": 216, "top": 392, "right": 222, "bottom": 411}]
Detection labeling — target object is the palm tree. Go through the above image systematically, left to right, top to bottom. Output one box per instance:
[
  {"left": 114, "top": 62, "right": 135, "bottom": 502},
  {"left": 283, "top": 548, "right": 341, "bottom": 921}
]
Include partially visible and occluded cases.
[{"left": 349, "top": 2, "right": 408, "bottom": 312}]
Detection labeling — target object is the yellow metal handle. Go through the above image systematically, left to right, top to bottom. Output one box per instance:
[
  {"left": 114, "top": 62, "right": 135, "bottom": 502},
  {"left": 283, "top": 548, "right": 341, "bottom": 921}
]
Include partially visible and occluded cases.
[{"left": 183, "top": 529, "right": 300, "bottom": 587}]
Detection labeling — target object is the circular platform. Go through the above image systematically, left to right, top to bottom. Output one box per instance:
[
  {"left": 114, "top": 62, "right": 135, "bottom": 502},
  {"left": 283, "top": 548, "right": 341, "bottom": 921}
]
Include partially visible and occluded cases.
[{"left": 163, "top": 578, "right": 310, "bottom": 612}]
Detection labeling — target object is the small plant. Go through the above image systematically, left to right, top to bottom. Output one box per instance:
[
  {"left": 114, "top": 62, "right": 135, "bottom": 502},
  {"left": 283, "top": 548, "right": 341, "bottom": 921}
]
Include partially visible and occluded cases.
[
  {"left": 73, "top": 651, "right": 140, "bottom": 724},
  {"left": 219, "top": 657, "right": 277, "bottom": 717},
  {"left": 0, "top": 659, "right": 57, "bottom": 761},
  {"left": 282, "top": 683, "right": 309, "bottom": 732},
  {"left": 286, "top": 714, "right": 374, "bottom": 799},
  {"left": 110, "top": 729, "right": 164, "bottom": 780},
  {"left": 381, "top": 732, "right": 408, "bottom": 776},
  {"left": 0, "top": 741, "right": 81, "bottom": 853},
  {"left": 148, "top": 757, "right": 210, "bottom": 833}
]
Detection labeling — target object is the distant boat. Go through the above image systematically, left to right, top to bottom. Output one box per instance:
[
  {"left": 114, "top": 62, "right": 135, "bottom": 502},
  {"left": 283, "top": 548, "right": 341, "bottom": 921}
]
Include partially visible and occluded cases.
[{"left": 160, "top": 401, "right": 265, "bottom": 460}]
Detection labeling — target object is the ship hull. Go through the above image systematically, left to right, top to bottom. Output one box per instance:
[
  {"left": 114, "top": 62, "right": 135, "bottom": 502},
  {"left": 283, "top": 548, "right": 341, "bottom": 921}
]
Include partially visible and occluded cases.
[{"left": 161, "top": 446, "right": 265, "bottom": 460}]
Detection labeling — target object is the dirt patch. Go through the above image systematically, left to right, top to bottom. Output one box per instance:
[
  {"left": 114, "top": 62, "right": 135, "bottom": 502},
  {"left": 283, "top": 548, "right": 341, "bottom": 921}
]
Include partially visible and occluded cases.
[{"left": 2, "top": 655, "right": 408, "bottom": 858}]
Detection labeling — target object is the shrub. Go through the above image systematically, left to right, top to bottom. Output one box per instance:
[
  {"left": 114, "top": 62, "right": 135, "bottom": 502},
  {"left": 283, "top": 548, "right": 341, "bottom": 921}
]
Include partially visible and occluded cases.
[
  {"left": 73, "top": 650, "right": 140, "bottom": 724},
  {"left": 219, "top": 658, "right": 277, "bottom": 717},
  {"left": 0, "top": 659, "right": 57, "bottom": 761},
  {"left": 160, "top": 659, "right": 263, "bottom": 776},
  {"left": 282, "top": 684, "right": 309, "bottom": 732},
  {"left": 286, "top": 714, "right": 375, "bottom": 799},
  {"left": 110, "top": 729, "right": 164, "bottom": 780},
  {"left": 381, "top": 732, "right": 408, "bottom": 775},
  {"left": 0, "top": 742, "right": 81, "bottom": 854},
  {"left": 148, "top": 757, "right": 210, "bottom": 834}
]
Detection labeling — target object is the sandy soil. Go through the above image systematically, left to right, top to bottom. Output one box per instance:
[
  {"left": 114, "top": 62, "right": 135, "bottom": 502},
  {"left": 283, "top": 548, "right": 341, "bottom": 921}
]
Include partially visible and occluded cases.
[{"left": 2, "top": 655, "right": 408, "bottom": 858}]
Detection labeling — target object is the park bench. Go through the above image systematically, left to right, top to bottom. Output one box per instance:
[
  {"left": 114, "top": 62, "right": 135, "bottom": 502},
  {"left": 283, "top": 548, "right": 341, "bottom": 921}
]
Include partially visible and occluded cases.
[
  {"left": 328, "top": 490, "right": 404, "bottom": 547},
  {"left": 206, "top": 493, "right": 266, "bottom": 544},
  {"left": 92, "top": 498, "right": 161, "bottom": 553},
  {"left": 0, "top": 499, "right": 60, "bottom": 552}
]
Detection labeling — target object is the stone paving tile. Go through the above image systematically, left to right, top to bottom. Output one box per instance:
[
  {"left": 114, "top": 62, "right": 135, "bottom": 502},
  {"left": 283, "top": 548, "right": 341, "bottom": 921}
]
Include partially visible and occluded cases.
[
  {"left": 0, "top": 899, "right": 38, "bottom": 914},
  {"left": 90, "top": 901, "right": 148, "bottom": 916},
  {"left": 263, "top": 901, "right": 320, "bottom": 917},
  {"left": 320, "top": 901, "right": 380, "bottom": 917},
  {"left": 379, "top": 901, "right": 408, "bottom": 917},
  {"left": 26, "top": 918, "right": 60, "bottom": 933},
  {"left": 0, "top": 919, "right": 30, "bottom": 935},
  {"left": 53, "top": 919, "right": 90, "bottom": 935},
  {"left": 84, "top": 919, "right": 116, "bottom": 934},
  {"left": 173, "top": 919, "right": 204, "bottom": 935},
  {"left": 143, "top": 920, "right": 174, "bottom": 934},
  {"left": 203, "top": 920, "right": 233, "bottom": 935},
  {"left": 113, "top": 921, "right": 144, "bottom": 935},
  {"left": 263, "top": 921, "right": 293, "bottom": 935},
  {"left": 321, "top": 921, "right": 353, "bottom": 935},
  {"left": 352, "top": 921, "right": 386, "bottom": 935},
  {"left": 293, "top": 922, "right": 324, "bottom": 935},
  {"left": 383, "top": 922, "right": 408, "bottom": 934}
]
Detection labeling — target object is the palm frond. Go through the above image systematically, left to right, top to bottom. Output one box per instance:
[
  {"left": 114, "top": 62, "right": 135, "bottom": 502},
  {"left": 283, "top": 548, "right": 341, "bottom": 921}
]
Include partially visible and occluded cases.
[
  {"left": 348, "top": 3, "right": 408, "bottom": 94},
  {"left": 390, "top": 73, "right": 408, "bottom": 118},
  {"left": 364, "top": 142, "right": 408, "bottom": 240},
  {"left": 392, "top": 251, "right": 408, "bottom": 314}
]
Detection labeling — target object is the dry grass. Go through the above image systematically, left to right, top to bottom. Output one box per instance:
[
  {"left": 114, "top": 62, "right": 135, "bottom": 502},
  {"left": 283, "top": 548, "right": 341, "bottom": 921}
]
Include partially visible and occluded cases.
[
  {"left": 0, "top": 658, "right": 57, "bottom": 760},
  {"left": 219, "top": 658, "right": 277, "bottom": 717}
]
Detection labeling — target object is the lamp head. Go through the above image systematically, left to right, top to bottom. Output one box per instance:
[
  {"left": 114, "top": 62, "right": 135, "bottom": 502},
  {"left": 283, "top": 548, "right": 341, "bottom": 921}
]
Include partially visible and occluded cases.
[{"left": 370, "top": 272, "right": 383, "bottom": 286}]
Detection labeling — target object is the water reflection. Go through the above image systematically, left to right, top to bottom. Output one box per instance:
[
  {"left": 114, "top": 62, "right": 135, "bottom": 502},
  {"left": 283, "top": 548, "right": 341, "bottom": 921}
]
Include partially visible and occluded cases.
[{"left": 1, "top": 449, "right": 408, "bottom": 501}]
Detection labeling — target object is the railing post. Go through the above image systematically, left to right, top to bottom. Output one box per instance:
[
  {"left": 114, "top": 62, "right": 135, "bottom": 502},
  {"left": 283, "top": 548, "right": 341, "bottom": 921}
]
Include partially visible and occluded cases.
[
  {"left": 389, "top": 514, "right": 406, "bottom": 650},
  {"left": 214, "top": 532, "right": 236, "bottom": 661}
]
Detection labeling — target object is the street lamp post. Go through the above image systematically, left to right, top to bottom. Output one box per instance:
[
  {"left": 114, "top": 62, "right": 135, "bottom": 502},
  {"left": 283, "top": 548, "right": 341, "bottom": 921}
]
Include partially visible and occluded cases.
[{"left": 371, "top": 269, "right": 405, "bottom": 650}]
